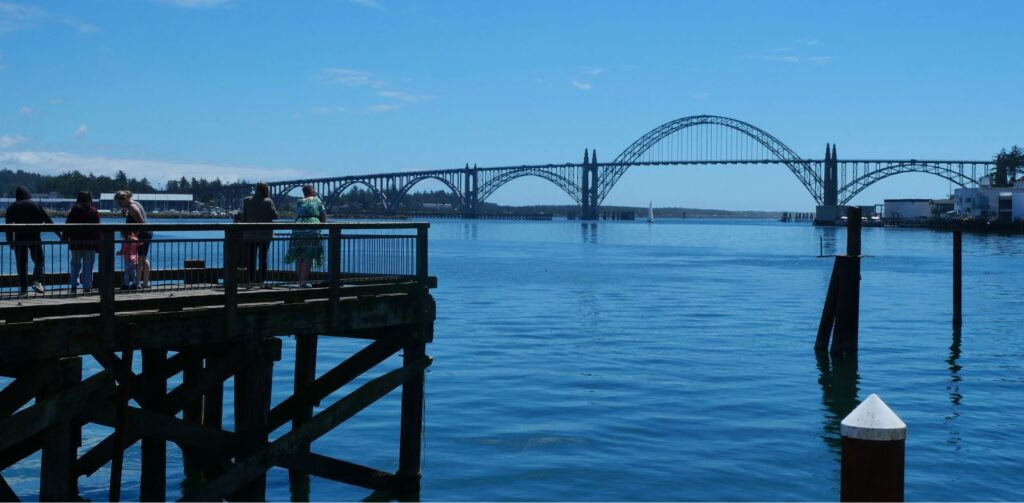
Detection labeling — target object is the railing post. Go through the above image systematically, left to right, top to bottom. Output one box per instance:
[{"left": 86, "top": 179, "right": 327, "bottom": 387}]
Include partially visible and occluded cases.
[
  {"left": 328, "top": 226, "right": 341, "bottom": 327},
  {"left": 416, "top": 226, "right": 428, "bottom": 283},
  {"left": 223, "top": 228, "right": 239, "bottom": 336},
  {"left": 99, "top": 230, "right": 116, "bottom": 343}
]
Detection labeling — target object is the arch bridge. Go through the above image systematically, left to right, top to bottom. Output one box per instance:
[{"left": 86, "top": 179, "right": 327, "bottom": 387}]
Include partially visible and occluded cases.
[{"left": 193, "top": 115, "right": 994, "bottom": 220}]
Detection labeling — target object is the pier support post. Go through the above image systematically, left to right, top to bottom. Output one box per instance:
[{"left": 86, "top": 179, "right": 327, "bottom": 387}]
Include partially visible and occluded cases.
[
  {"left": 953, "top": 229, "right": 962, "bottom": 330},
  {"left": 289, "top": 332, "right": 319, "bottom": 493},
  {"left": 396, "top": 333, "right": 427, "bottom": 496},
  {"left": 230, "top": 339, "right": 275, "bottom": 502},
  {"left": 140, "top": 349, "right": 167, "bottom": 501},
  {"left": 181, "top": 350, "right": 203, "bottom": 481},
  {"left": 38, "top": 357, "right": 82, "bottom": 502},
  {"left": 840, "top": 394, "right": 906, "bottom": 502}
]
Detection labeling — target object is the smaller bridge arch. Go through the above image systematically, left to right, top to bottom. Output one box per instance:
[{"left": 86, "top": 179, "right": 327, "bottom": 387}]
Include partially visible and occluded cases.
[
  {"left": 839, "top": 162, "right": 981, "bottom": 205},
  {"left": 476, "top": 165, "right": 582, "bottom": 204},
  {"left": 392, "top": 174, "right": 466, "bottom": 210},
  {"left": 322, "top": 180, "right": 390, "bottom": 213}
]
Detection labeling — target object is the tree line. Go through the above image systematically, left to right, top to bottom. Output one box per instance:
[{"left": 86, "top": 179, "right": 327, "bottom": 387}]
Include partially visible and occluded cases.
[{"left": 0, "top": 169, "right": 233, "bottom": 199}]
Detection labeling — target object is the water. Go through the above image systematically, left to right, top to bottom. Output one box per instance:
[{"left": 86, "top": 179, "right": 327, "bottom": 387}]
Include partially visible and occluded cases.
[{"left": 5, "top": 218, "right": 1023, "bottom": 500}]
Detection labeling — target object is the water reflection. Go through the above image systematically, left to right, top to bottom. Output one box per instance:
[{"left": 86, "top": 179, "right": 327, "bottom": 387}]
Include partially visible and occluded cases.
[
  {"left": 462, "top": 222, "right": 478, "bottom": 241},
  {"left": 580, "top": 223, "right": 598, "bottom": 244},
  {"left": 817, "top": 227, "right": 838, "bottom": 256},
  {"left": 945, "top": 329, "right": 963, "bottom": 449},
  {"left": 816, "top": 351, "right": 860, "bottom": 460}
]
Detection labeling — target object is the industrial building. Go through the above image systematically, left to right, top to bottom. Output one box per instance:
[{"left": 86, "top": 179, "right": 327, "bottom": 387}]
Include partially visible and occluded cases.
[
  {"left": 952, "top": 177, "right": 1024, "bottom": 222},
  {"left": 99, "top": 193, "right": 194, "bottom": 212}
]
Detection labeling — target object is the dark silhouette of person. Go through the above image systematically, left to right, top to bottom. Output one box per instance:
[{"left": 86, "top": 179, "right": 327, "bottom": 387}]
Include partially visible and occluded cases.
[
  {"left": 241, "top": 182, "right": 279, "bottom": 286},
  {"left": 4, "top": 186, "right": 59, "bottom": 295}
]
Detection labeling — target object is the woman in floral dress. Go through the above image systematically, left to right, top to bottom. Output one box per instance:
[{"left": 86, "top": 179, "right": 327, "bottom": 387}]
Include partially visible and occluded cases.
[{"left": 285, "top": 184, "right": 327, "bottom": 287}]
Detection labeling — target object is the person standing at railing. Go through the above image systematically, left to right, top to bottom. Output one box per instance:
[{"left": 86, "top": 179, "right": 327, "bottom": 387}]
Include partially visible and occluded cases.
[
  {"left": 241, "top": 181, "right": 279, "bottom": 287},
  {"left": 284, "top": 184, "right": 326, "bottom": 288},
  {"left": 4, "top": 186, "right": 59, "bottom": 296},
  {"left": 115, "top": 190, "right": 152, "bottom": 288},
  {"left": 64, "top": 192, "right": 100, "bottom": 294},
  {"left": 118, "top": 232, "right": 140, "bottom": 289}
]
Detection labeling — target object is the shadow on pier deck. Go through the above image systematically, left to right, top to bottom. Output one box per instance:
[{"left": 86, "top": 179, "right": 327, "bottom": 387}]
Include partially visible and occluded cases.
[{"left": 0, "top": 222, "right": 435, "bottom": 501}]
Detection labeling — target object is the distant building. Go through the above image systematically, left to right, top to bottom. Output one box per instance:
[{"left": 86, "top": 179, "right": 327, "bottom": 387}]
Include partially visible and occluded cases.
[
  {"left": 953, "top": 177, "right": 1024, "bottom": 221},
  {"left": 99, "top": 193, "right": 193, "bottom": 212},
  {"left": 0, "top": 197, "right": 76, "bottom": 212},
  {"left": 883, "top": 199, "right": 932, "bottom": 220}
]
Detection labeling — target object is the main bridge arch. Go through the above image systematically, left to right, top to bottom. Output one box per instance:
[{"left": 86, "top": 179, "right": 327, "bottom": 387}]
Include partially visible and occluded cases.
[
  {"left": 601, "top": 115, "right": 823, "bottom": 204},
  {"left": 476, "top": 165, "right": 582, "bottom": 205}
]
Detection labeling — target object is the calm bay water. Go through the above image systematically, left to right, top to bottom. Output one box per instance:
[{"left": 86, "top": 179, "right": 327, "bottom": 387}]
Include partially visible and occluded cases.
[{"left": 6, "top": 218, "right": 1023, "bottom": 500}]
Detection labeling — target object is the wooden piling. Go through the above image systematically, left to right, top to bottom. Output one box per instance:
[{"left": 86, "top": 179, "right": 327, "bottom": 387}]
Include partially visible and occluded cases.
[
  {"left": 817, "top": 207, "right": 862, "bottom": 355},
  {"left": 953, "top": 229, "right": 962, "bottom": 329},
  {"left": 289, "top": 332, "right": 319, "bottom": 489},
  {"left": 396, "top": 336, "right": 427, "bottom": 494},
  {"left": 229, "top": 339, "right": 276, "bottom": 501},
  {"left": 140, "top": 350, "right": 168, "bottom": 501},
  {"left": 181, "top": 350, "right": 203, "bottom": 480},
  {"left": 38, "top": 357, "right": 82, "bottom": 502},
  {"left": 840, "top": 394, "right": 906, "bottom": 502}
]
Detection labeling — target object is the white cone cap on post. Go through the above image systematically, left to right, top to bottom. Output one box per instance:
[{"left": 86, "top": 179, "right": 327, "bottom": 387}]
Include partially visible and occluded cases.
[{"left": 840, "top": 394, "right": 907, "bottom": 441}]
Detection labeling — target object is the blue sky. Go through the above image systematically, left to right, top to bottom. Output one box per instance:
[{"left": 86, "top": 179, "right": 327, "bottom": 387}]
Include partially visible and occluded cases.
[{"left": 1, "top": 0, "right": 1022, "bottom": 210}]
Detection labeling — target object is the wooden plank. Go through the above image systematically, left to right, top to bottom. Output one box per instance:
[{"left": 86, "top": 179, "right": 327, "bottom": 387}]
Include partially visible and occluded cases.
[
  {"left": 0, "top": 293, "right": 428, "bottom": 364},
  {"left": 267, "top": 335, "right": 402, "bottom": 431},
  {"left": 185, "top": 356, "right": 432, "bottom": 502},
  {"left": 38, "top": 357, "right": 83, "bottom": 502},
  {"left": 0, "top": 370, "right": 112, "bottom": 452},
  {"left": 87, "top": 401, "right": 239, "bottom": 460},
  {"left": 0, "top": 432, "right": 42, "bottom": 471},
  {"left": 278, "top": 452, "right": 393, "bottom": 491}
]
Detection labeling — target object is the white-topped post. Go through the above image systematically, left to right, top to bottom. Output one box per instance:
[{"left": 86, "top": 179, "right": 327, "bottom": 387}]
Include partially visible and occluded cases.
[{"left": 840, "top": 394, "right": 906, "bottom": 502}]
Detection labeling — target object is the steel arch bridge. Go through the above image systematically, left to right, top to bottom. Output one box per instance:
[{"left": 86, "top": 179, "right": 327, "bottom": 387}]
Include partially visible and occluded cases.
[{"left": 192, "top": 115, "right": 993, "bottom": 217}]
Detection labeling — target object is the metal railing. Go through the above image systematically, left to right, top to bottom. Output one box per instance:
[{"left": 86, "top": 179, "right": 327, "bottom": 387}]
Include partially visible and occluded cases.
[{"left": 0, "top": 222, "right": 428, "bottom": 301}]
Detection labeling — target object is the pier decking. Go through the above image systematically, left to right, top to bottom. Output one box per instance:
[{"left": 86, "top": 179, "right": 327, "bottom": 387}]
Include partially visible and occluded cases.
[{"left": 0, "top": 222, "right": 435, "bottom": 501}]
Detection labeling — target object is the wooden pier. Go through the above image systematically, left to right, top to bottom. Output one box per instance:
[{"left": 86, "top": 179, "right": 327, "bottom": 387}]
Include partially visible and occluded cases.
[{"left": 0, "top": 222, "right": 435, "bottom": 501}]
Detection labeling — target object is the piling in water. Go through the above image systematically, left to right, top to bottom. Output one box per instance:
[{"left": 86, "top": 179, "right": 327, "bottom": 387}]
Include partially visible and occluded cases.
[
  {"left": 953, "top": 229, "right": 962, "bottom": 330},
  {"left": 840, "top": 394, "right": 906, "bottom": 502}
]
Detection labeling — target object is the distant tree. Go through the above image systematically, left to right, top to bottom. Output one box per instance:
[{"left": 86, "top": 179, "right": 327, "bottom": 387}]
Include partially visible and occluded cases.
[{"left": 994, "top": 146, "right": 1023, "bottom": 186}]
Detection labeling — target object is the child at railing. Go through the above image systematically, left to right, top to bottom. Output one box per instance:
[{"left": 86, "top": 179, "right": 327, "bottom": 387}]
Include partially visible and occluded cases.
[{"left": 118, "top": 232, "right": 140, "bottom": 290}]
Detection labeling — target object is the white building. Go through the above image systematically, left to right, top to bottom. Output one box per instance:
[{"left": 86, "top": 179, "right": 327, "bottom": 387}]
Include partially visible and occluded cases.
[
  {"left": 953, "top": 177, "right": 1024, "bottom": 221},
  {"left": 1014, "top": 192, "right": 1024, "bottom": 221},
  {"left": 100, "top": 193, "right": 194, "bottom": 212},
  {"left": 883, "top": 199, "right": 932, "bottom": 220}
]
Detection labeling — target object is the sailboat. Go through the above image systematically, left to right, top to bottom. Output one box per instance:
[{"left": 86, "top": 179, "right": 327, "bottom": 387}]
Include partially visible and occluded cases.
[{"left": 647, "top": 202, "right": 655, "bottom": 223}]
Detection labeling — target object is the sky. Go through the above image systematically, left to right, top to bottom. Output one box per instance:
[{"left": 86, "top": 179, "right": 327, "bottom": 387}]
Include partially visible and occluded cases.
[{"left": 1, "top": 0, "right": 1022, "bottom": 210}]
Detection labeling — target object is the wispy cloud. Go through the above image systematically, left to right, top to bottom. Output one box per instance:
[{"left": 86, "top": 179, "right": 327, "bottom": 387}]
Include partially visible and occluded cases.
[
  {"left": 158, "top": 0, "right": 232, "bottom": 8},
  {"left": 350, "top": 0, "right": 382, "bottom": 8},
  {"left": 0, "top": 1, "right": 44, "bottom": 34},
  {"left": 64, "top": 18, "right": 99, "bottom": 33},
  {"left": 798, "top": 38, "right": 819, "bottom": 46},
  {"left": 749, "top": 53, "right": 832, "bottom": 64},
  {"left": 760, "top": 55, "right": 801, "bottom": 63},
  {"left": 318, "top": 67, "right": 431, "bottom": 112},
  {"left": 582, "top": 67, "right": 605, "bottom": 76},
  {"left": 570, "top": 80, "right": 592, "bottom": 91},
  {"left": 376, "top": 90, "right": 430, "bottom": 103},
  {"left": 691, "top": 92, "right": 711, "bottom": 100},
  {"left": 368, "top": 103, "right": 401, "bottom": 113},
  {"left": 308, "top": 105, "right": 346, "bottom": 115},
  {"left": 18, "top": 106, "right": 30, "bottom": 117},
  {"left": 73, "top": 124, "right": 89, "bottom": 139},
  {"left": 0, "top": 134, "right": 29, "bottom": 148},
  {"left": 0, "top": 150, "right": 316, "bottom": 184}
]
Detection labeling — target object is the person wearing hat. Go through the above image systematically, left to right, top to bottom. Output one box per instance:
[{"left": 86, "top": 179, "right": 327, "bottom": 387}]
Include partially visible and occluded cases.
[
  {"left": 4, "top": 186, "right": 59, "bottom": 295},
  {"left": 64, "top": 191, "right": 101, "bottom": 294}
]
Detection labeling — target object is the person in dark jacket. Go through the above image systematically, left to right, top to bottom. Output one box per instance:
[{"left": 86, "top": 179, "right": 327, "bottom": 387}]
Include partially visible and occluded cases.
[
  {"left": 241, "top": 181, "right": 279, "bottom": 286},
  {"left": 4, "top": 186, "right": 59, "bottom": 295},
  {"left": 64, "top": 191, "right": 101, "bottom": 293}
]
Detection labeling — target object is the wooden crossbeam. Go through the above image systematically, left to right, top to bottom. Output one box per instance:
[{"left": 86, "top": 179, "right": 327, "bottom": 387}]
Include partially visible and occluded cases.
[
  {"left": 267, "top": 335, "right": 403, "bottom": 431},
  {"left": 74, "top": 340, "right": 280, "bottom": 477},
  {"left": 184, "top": 356, "right": 432, "bottom": 502},
  {"left": 0, "top": 370, "right": 112, "bottom": 452},
  {"left": 0, "top": 372, "right": 39, "bottom": 418},
  {"left": 278, "top": 452, "right": 393, "bottom": 490},
  {"left": 0, "top": 473, "right": 19, "bottom": 502}
]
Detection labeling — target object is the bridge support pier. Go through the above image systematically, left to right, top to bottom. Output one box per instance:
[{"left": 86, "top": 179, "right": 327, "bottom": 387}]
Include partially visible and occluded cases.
[
  {"left": 815, "top": 143, "right": 841, "bottom": 225},
  {"left": 581, "top": 149, "right": 600, "bottom": 220},
  {"left": 462, "top": 164, "right": 478, "bottom": 219}
]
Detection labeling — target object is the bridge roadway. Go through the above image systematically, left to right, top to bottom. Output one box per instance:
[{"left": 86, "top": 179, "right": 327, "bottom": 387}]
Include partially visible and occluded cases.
[{"left": 190, "top": 115, "right": 996, "bottom": 219}]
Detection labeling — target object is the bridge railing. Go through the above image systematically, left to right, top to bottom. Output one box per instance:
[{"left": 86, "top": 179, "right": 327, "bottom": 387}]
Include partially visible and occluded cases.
[{"left": 0, "top": 222, "right": 429, "bottom": 301}]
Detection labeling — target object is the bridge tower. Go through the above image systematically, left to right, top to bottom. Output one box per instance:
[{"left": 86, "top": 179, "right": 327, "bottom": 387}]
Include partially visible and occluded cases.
[
  {"left": 815, "top": 143, "right": 841, "bottom": 225},
  {"left": 581, "top": 149, "right": 600, "bottom": 220},
  {"left": 463, "top": 164, "right": 479, "bottom": 218}
]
